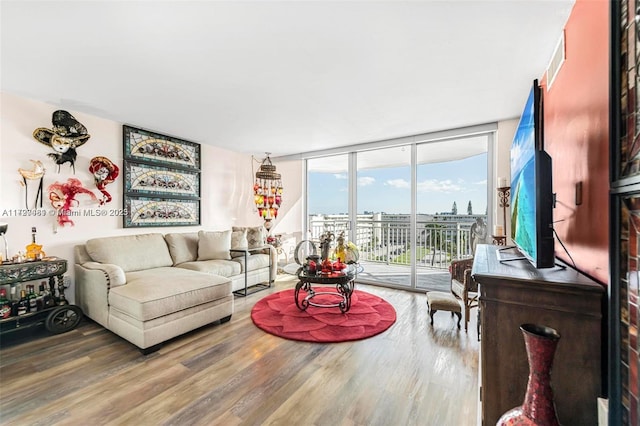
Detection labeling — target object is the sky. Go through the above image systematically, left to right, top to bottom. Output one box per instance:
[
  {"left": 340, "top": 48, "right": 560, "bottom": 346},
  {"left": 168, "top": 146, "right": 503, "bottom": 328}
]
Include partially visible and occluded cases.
[{"left": 308, "top": 153, "right": 487, "bottom": 215}]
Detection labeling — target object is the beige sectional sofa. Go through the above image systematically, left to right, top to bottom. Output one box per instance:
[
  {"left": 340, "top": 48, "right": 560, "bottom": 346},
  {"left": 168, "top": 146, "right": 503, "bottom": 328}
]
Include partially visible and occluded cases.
[{"left": 74, "top": 230, "right": 275, "bottom": 353}]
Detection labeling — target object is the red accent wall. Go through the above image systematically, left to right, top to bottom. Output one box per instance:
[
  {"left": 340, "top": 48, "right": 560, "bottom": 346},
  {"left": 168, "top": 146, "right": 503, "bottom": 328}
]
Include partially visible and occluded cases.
[{"left": 542, "top": 0, "right": 609, "bottom": 284}]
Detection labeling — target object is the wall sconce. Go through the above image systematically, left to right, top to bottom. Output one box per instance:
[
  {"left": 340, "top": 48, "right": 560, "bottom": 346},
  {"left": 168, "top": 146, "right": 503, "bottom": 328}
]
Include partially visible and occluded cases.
[{"left": 253, "top": 153, "right": 283, "bottom": 231}]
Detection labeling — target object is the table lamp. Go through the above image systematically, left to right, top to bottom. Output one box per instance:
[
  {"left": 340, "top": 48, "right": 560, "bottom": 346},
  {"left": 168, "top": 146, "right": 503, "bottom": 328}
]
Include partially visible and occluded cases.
[{"left": 0, "top": 222, "right": 8, "bottom": 262}]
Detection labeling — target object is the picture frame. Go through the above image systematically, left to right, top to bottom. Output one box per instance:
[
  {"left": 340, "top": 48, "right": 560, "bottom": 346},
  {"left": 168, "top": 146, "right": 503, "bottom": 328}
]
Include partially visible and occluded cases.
[
  {"left": 123, "top": 125, "right": 201, "bottom": 170},
  {"left": 123, "top": 125, "right": 201, "bottom": 228},
  {"left": 123, "top": 161, "right": 200, "bottom": 199},
  {"left": 123, "top": 196, "right": 201, "bottom": 228}
]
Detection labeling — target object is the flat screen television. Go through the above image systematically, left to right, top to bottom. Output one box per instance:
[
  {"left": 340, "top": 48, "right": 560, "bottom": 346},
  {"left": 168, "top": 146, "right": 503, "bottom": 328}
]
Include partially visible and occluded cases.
[{"left": 508, "top": 79, "right": 555, "bottom": 268}]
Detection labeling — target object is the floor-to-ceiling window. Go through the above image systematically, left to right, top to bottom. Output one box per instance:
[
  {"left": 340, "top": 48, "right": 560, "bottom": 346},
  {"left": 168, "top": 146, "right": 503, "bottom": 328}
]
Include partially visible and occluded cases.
[
  {"left": 303, "top": 127, "right": 493, "bottom": 292},
  {"left": 414, "top": 136, "right": 488, "bottom": 291},
  {"left": 356, "top": 146, "right": 412, "bottom": 287},
  {"left": 307, "top": 154, "right": 349, "bottom": 237}
]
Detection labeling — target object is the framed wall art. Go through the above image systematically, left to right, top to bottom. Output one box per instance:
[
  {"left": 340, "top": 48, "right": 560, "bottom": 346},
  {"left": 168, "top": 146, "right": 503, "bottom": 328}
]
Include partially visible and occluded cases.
[
  {"left": 123, "top": 125, "right": 201, "bottom": 228},
  {"left": 123, "top": 125, "right": 201, "bottom": 170},
  {"left": 124, "top": 161, "right": 200, "bottom": 199},
  {"left": 124, "top": 196, "right": 200, "bottom": 228}
]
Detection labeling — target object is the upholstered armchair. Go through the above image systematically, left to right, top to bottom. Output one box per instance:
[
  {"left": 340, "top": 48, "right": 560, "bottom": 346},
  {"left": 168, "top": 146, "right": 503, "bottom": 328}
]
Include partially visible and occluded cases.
[{"left": 450, "top": 257, "right": 478, "bottom": 332}]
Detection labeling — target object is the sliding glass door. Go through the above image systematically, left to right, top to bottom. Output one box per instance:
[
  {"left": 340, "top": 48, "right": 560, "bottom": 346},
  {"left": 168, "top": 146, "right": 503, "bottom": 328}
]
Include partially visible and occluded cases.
[
  {"left": 305, "top": 131, "right": 491, "bottom": 292},
  {"left": 415, "top": 137, "right": 488, "bottom": 291},
  {"left": 356, "top": 146, "right": 412, "bottom": 288}
]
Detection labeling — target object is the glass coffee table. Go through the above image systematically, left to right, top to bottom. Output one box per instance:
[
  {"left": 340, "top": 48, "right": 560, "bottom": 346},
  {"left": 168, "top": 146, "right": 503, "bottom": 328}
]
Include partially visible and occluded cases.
[{"left": 295, "top": 265, "right": 357, "bottom": 313}]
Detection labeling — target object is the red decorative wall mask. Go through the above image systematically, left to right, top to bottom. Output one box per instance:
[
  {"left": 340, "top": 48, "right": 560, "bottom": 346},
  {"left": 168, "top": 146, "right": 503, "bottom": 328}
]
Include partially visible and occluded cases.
[
  {"left": 89, "top": 156, "right": 119, "bottom": 205},
  {"left": 48, "top": 178, "right": 97, "bottom": 230}
]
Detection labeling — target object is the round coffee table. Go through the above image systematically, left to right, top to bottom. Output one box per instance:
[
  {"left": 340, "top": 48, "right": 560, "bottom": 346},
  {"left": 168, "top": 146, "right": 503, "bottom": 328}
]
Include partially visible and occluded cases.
[{"left": 295, "top": 265, "right": 356, "bottom": 313}]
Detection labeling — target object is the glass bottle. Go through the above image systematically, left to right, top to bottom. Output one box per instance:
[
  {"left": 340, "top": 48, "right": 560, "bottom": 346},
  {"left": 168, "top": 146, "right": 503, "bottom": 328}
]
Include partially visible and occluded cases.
[
  {"left": 42, "top": 281, "right": 55, "bottom": 308},
  {"left": 36, "top": 282, "right": 46, "bottom": 311},
  {"left": 9, "top": 285, "right": 19, "bottom": 317},
  {"left": 27, "top": 285, "right": 37, "bottom": 312},
  {"left": 0, "top": 288, "right": 11, "bottom": 319},
  {"left": 17, "top": 290, "right": 28, "bottom": 315}
]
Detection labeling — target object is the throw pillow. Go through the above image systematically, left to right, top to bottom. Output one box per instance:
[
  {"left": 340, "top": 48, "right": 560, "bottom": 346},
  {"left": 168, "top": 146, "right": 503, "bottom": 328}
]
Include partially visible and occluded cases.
[
  {"left": 232, "top": 226, "right": 265, "bottom": 249},
  {"left": 230, "top": 229, "right": 248, "bottom": 258},
  {"left": 197, "top": 230, "right": 232, "bottom": 261},
  {"left": 165, "top": 232, "right": 199, "bottom": 265}
]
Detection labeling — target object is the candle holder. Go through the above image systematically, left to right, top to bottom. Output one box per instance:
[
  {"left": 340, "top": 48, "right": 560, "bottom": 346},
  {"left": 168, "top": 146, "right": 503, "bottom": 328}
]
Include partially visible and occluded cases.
[{"left": 492, "top": 186, "right": 510, "bottom": 246}]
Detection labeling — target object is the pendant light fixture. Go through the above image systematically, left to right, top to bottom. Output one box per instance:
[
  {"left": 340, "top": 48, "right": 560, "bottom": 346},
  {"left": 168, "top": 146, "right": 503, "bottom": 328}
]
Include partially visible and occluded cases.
[{"left": 253, "top": 153, "right": 283, "bottom": 230}]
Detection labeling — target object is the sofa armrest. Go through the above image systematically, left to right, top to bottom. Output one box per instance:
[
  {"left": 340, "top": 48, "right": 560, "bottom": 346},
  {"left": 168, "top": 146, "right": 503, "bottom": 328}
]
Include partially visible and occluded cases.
[
  {"left": 81, "top": 262, "right": 127, "bottom": 287},
  {"left": 75, "top": 263, "right": 123, "bottom": 329}
]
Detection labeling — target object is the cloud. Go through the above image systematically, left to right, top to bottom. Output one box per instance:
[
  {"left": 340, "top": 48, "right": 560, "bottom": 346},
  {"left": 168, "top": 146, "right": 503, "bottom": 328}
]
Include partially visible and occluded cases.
[
  {"left": 333, "top": 173, "right": 347, "bottom": 180},
  {"left": 358, "top": 176, "right": 375, "bottom": 186},
  {"left": 385, "top": 179, "right": 410, "bottom": 189},
  {"left": 417, "top": 179, "right": 463, "bottom": 193},
  {"left": 474, "top": 179, "right": 487, "bottom": 185}
]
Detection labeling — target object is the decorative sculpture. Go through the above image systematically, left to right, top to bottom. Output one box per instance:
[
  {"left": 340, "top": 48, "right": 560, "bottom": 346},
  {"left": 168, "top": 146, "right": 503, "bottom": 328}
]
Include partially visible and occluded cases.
[
  {"left": 33, "top": 110, "right": 90, "bottom": 173},
  {"left": 89, "top": 156, "right": 119, "bottom": 205},
  {"left": 18, "top": 160, "right": 46, "bottom": 208},
  {"left": 47, "top": 178, "right": 98, "bottom": 231},
  {"left": 319, "top": 231, "right": 335, "bottom": 261},
  {"left": 334, "top": 231, "right": 360, "bottom": 264}
]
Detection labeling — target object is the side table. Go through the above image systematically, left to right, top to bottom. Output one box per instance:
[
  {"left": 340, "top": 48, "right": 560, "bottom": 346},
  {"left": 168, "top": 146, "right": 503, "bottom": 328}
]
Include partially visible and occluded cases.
[{"left": 230, "top": 246, "right": 273, "bottom": 297}]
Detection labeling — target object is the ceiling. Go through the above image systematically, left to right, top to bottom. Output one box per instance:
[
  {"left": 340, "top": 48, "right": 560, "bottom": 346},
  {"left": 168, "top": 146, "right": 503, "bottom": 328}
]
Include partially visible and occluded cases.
[{"left": 1, "top": 0, "right": 575, "bottom": 158}]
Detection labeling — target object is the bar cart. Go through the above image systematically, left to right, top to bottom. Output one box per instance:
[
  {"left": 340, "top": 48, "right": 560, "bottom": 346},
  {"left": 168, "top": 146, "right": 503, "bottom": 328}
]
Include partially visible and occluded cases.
[{"left": 0, "top": 257, "right": 83, "bottom": 335}]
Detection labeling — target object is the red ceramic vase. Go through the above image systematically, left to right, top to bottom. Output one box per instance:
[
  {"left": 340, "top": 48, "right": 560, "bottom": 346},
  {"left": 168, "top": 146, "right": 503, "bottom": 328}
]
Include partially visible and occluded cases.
[{"left": 497, "top": 323, "right": 561, "bottom": 426}]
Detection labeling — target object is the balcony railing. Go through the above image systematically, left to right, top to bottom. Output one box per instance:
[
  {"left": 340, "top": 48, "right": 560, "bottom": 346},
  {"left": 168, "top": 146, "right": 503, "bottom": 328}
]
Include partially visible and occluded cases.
[{"left": 308, "top": 215, "right": 479, "bottom": 271}]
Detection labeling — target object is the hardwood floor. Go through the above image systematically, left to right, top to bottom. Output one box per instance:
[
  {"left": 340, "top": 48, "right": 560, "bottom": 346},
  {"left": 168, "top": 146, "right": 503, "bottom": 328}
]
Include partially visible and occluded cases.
[{"left": 0, "top": 275, "right": 479, "bottom": 426}]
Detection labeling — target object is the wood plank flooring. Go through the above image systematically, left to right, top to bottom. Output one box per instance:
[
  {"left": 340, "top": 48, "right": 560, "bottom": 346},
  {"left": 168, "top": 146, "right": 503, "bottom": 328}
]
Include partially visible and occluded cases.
[{"left": 0, "top": 275, "right": 479, "bottom": 426}]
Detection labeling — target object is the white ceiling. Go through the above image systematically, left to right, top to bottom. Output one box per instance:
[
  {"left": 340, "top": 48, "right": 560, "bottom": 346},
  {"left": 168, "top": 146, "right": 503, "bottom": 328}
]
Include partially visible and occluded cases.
[{"left": 1, "top": 0, "right": 574, "bottom": 158}]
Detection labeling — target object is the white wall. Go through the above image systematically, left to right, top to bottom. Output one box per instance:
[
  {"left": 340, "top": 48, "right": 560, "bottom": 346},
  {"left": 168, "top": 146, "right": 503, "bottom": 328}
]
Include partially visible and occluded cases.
[{"left": 0, "top": 92, "right": 262, "bottom": 302}]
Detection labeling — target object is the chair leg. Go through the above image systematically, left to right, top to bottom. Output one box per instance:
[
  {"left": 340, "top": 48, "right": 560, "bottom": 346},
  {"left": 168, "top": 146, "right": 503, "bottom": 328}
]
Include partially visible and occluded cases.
[
  {"left": 464, "top": 304, "right": 470, "bottom": 332},
  {"left": 454, "top": 312, "right": 461, "bottom": 329}
]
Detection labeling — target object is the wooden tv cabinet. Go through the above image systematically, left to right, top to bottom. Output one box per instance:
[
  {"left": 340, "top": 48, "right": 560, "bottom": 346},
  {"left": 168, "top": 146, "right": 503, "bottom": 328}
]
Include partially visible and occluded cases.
[{"left": 472, "top": 244, "right": 605, "bottom": 426}]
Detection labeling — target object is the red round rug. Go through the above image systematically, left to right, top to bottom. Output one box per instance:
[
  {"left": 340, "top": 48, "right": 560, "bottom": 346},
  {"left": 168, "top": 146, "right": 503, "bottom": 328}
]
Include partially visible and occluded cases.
[{"left": 250, "top": 287, "right": 396, "bottom": 343}]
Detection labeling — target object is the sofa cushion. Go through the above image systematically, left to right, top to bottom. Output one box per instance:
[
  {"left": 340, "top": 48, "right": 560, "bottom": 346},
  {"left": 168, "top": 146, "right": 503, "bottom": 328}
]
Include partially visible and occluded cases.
[
  {"left": 232, "top": 226, "right": 265, "bottom": 249},
  {"left": 230, "top": 229, "right": 248, "bottom": 258},
  {"left": 198, "top": 230, "right": 232, "bottom": 261},
  {"left": 165, "top": 232, "right": 199, "bottom": 265},
  {"left": 86, "top": 233, "right": 173, "bottom": 272},
  {"left": 231, "top": 253, "right": 271, "bottom": 272},
  {"left": 176, "top": 259, "right": 242, "bottom": 277},
  {"left": 109, "top": 267, "right": 231, "bottom": 321},
  {"left": 110, "top": 296, "right": 232, "bottom": 331}
]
